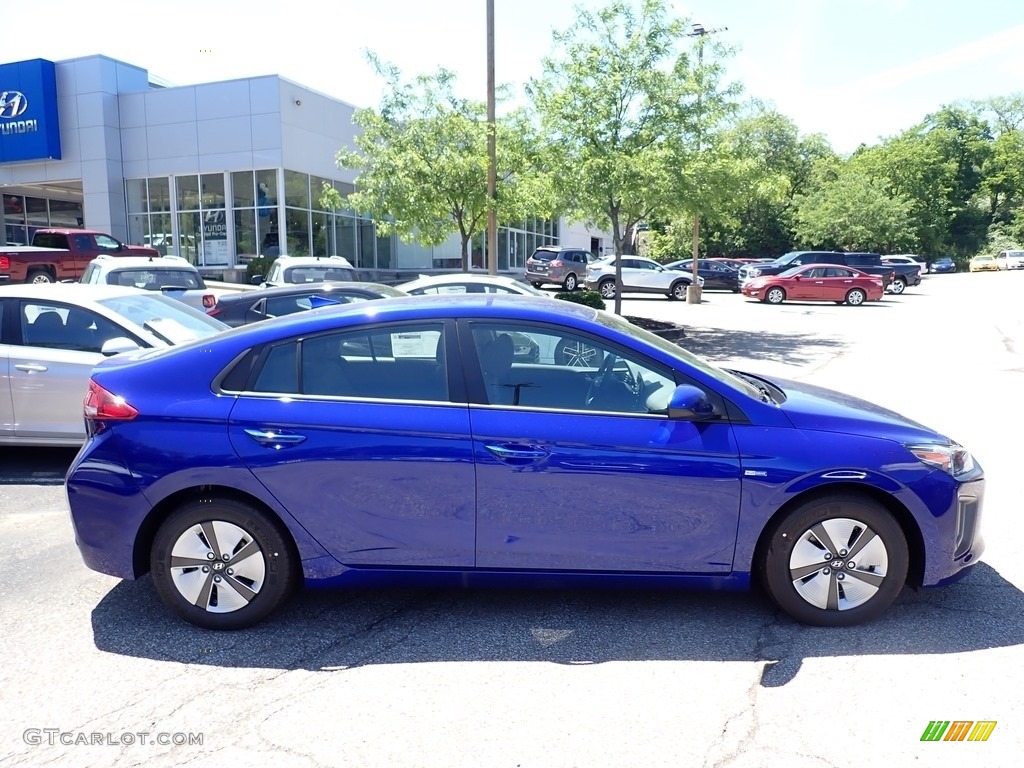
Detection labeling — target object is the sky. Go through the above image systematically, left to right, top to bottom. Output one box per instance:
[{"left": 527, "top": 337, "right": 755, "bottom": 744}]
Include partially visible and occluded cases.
[{"left": 3, "top": 0, "right": 1023, "bottom": 154}]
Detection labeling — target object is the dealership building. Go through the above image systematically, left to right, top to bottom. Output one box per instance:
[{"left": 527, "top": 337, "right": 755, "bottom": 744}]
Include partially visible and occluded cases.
[{"left": 0, "top": 55, "right": 606, "bottom": 281}]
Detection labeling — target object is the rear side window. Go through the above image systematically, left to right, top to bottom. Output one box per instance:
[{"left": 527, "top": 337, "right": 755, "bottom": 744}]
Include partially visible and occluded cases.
[{"left": 32, "top": 233, "right": 69, "bottom": 249}]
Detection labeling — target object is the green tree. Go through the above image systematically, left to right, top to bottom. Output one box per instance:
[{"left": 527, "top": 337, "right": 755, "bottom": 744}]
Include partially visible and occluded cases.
[
  {"left": 527, "top": 0, "right": 705, "bottom": 313},
  {"left": 332, "top": 56, "right": 552, "bottom": 272},
  {"left": 793, "top": 171, "right": 915, "bottom": 252}
]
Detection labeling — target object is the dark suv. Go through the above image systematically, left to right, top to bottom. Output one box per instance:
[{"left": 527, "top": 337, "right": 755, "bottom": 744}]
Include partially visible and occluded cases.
[{"left": 525, "top": 246, "right": 594, "bottom": 291}]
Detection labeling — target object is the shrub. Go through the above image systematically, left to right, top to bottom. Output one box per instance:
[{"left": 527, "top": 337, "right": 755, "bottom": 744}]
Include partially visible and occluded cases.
[
  {"left": 245, "top": 256, "right": 273, "bottom": 284},
  {"left": 555, "top": 290, "right": 606, "bottom": 310}
]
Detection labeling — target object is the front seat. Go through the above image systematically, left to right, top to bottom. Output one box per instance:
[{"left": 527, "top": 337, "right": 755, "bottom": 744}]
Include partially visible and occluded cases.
[
  {"left": 24, "top": 311, "right": 66, "bottom": 347},
  {"left": 479, "top": 333, "right": 515, "bottom": 405}
]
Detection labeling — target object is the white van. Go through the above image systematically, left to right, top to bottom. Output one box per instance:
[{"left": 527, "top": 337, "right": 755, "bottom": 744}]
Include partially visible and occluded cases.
[{"left": 995, "top": 250, "right": 1024, "bottom": 270}]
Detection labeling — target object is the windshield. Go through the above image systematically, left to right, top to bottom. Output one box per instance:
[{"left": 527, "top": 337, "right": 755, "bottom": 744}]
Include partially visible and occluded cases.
[
  {"left": 97, "top": 293, "right": 227, "bottom": 345},
  {"left": 592, "top": 310, "right": 764, "bottom": 400}
]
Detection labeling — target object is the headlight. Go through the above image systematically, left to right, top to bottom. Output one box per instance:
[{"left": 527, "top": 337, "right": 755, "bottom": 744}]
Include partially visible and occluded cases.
[
  {"left": 748, "top": 268, "right": 761, "bottom": 278},
  {"left": 906, "top": 442, "right": 976, "bottom": 478}
]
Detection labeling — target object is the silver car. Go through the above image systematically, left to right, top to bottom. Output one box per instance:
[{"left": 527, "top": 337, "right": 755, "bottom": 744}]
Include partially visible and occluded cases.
[
  {"left": 584, "top": 255, "right": 704, "bottom": 299},
  {"left": 0, "top": 284, "right": 227, "bottom": 446}
]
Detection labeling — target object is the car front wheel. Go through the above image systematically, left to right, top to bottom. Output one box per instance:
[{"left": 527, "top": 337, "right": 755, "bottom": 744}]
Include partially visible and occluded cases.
[
  {"left": 889, "top": 278, "right": 906, "bottom": 295},
  {"left": 598, "top": 279, "right": 616, "bottom": 299},
  {"left": 669, "top": 281, "right": 690, "bottom": 300},
  {"left": 765, "top": 286, "right": 786, "bottom": 305},
  {"left": 760, "top": 495, "right": 908, "bottom": 626},
  {"left": 150, "top": 498, "right": 297, "bottom": 630}
]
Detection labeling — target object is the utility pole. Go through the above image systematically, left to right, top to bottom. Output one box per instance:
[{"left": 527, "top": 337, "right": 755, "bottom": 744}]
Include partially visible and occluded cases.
[
  {"left": 486, "top": 0, "right": 498, "bottom": 274},
  {"left": 686, "top": 22, "right": 726, "bottom": 263}
]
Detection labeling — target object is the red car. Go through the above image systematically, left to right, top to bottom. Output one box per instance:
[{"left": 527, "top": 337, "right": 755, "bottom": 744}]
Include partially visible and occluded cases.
[{"left": 742, "top": 263, "right": 884, "bottom": 306}]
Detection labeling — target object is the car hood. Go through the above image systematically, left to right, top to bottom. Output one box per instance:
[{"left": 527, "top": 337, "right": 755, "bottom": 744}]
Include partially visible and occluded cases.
[{"left": 767, "top": 375, "right": 947, "bottom": 444}]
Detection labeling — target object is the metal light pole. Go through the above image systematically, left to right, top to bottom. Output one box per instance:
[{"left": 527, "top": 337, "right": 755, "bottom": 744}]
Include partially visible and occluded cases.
[
  {"left": 486, "top": 0, "right": 498, "bottom": 274},
  {"left": 686, "top": 22, "right": 726, "bottom": 263}
]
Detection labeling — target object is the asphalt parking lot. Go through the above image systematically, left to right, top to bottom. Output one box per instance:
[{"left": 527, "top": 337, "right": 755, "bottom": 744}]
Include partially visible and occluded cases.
[{"left": 1, "top": 271, "right": 1022, "bottom": 767}]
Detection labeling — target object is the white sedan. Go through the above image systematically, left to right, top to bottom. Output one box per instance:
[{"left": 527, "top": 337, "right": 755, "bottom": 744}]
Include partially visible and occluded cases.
[
  {"left": 585, "top": 255, "right": 704, "bottom": 299},
  {"left": 397, "top": 273, "right": 551, "bottom": 296},
  {"left": 0, "top": 283, "right": 227, "bottom": 446}
]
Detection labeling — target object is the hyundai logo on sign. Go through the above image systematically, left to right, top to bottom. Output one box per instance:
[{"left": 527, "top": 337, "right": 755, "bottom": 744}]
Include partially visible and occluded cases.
[
  {"left": 0, "top": 59, "right": 61, "bottom": 162},
  {"left": 0, "top": 91, "right": 29, "bottom": 119}
]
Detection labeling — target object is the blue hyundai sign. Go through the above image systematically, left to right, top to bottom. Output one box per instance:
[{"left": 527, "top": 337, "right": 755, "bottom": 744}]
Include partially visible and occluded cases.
[{"left": 0, "top": 59, "right": 61, "bottom": 163}]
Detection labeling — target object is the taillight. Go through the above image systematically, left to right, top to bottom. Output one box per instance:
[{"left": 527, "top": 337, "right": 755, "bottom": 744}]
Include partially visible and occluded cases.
[
  {"left": 0, "top": 256, "right": 9, "bottom": 271},
  {"left": 551, "top": 260, "right": 564, "bottom": 267},
  {"left": 202, "top": 294, "right": 216, "bottom": 309},
  {"left": 84, "top": 380, "right": 138, "bottom": 421}
]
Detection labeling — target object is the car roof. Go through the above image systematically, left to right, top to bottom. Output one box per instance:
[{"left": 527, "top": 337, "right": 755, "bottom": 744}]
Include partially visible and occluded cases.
[
  {"left": 89, "top": 255, "right": 196, "bottom": 270},
  {"left": 273, "top": 255, "right": 354, "bottom": 266},
  {"left": 399, "top": 273, "right": 528, "bottom": 288},
  {"left": 216, "top": 281, "right": 405, "bottom": 305},
  {"left": 0, "top": 283, "right": 151, "bottom": 301},
  {"left": 221, "top": 294, "right": 598, "bottom": 342}
]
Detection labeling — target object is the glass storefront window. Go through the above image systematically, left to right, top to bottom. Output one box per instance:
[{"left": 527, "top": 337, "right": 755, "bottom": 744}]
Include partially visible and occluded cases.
[
  {"left": 256, "top": 169, "right": 278, "bottom": 207},
  {"left": 284, "top": 170, "right": 309, "bottom": 209},
  {"left": 232, "top": 171, "right": 255, "bottom": 208},
  {"left": 201, "top": 173, "right": 225, "bottom": 209},
  {"left": 177, "top": 175, "right": 200, "bottom": 211},
  {"left": 311, "top": 176, "right": 333, "bottom": 211},
  {"left": 149, "top": 177, "right": 171, "bottom": 212},
  {"left": 126, "top": 179, "right": 147, "bottom": 214},
  {"left": 26, "top": 197, "right": 48, "bottom": 227},
  {"left": 49, "top": 199, "right": 83, "bottom": 227},
  {"left": 285, "top": 208, "right": 309, "bottom": 256},
  {"left": 235, "top": 209, "right": 257, "bottom": 258},
  {"left": 178, "top": 212, "right": 201, "bottom": 265},
  {"left": 312, "top": 212, "right": 329, "bottom": 257},
  {"left": 334, "top": 215, "right": 357, "bottom": 262}
]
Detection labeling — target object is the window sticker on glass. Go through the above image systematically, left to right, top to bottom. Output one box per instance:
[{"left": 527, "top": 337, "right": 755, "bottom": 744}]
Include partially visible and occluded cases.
[
  {"left": 436, "top": 285, "right": 468, "bottom": 294},
  {"left": 391, "top": 330, "right": 439, "bottom": 357}
]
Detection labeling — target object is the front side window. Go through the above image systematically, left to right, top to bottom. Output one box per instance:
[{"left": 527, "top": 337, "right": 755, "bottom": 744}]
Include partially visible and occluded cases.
[
  {"left": 95, "top": 235, "right": 121, "bottom": 252},
  {"left": 18, "top": 302, "right": 133, "bottom": 352},
  {"left": 469, "top": 321, "right": 677, "bottom": 415}
]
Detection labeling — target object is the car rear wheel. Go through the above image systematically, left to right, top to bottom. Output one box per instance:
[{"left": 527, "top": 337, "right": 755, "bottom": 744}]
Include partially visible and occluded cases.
[
  {"left": 27, "top": 269, "right": 54, "bottom": 284},
  {"left": 563, "top": 273, "right": 578, "bottom": 292},
  {"left": 889, "top": 278, "right": 906, "bottom": 295},
  {"left": 598, "top": 279, "right": 616, "bottom": 299},
  {"left": 531, "top": 281, "right": 544, "bottom": 289},
  {"left": 765, "top": 286, "right": 786, "bottom": 305},
  {"left": 845, "top": 288, "right": 867, "bottom": 306},
  {"left": 760, "top": 495, "right": 908, "bottom": 626},
  {"left": 150, "top": 498, "right": 297, "bottom": 630}
]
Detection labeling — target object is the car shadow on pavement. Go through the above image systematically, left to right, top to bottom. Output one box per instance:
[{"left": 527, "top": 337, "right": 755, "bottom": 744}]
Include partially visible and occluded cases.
[
  {"left": 677, "top": 327, "right": 846, "bottom": 368},
  {"left": 0, "top": 447, "right": 78, "bottom": 485},
  {"left": 91, "top": 561, "right": 1023, "bottom": 687}
]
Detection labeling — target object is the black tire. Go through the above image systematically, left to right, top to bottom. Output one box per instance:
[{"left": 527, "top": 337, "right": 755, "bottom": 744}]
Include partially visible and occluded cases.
[
  {"left": 27, "top": 268, "right": 54, "bottom": 284},
  {"left": 562, "top": 273, "right": 578, "bottom": 292},
  {"left": 889, "top": 278, "right": 906, "bottom": 295},
  {"left": 598, "top": 279, "right": 616, "bottom": 299},
  {"left": 531, "top": 281, "right": 544, "bottom": 289},
  {"left": 669, "top": 281, "right": 689, "bottom": 300},
  {"left": 765, "top": 286, "right": 786, "bottom": 305},
  {"left": 845, "top": 288, "right": 867, "bottom": 306},
  {"left": 760, "top": 494, "right": 908, "bottom": 626},
  {"left": 150, "top": 498, "right": 298, "bottom": 630}
]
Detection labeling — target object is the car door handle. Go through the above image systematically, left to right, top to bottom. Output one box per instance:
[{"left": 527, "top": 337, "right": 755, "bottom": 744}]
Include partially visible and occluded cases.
[
  {"left": 14, "top": 363, "right": 48, "bottom": 373},
  {"left": 244, "top": 428, "right": 307, "bottom": 447},
  {"left": 485, "top": 443, "right": 549, "bottom": 463}
]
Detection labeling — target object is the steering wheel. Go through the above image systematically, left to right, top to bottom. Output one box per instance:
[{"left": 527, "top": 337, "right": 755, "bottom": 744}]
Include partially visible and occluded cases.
[{"left": 585, "top": 353, "right": 619, "bottom": 406}]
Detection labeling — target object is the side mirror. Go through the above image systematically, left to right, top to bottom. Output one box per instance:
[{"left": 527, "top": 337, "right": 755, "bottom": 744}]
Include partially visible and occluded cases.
[
  {"left": 250, "top": 275, "right": 264, "bottom": 285},
  {"left": 100, "top": 337, "right": 141, "bottom": 356},
  {"left": 668, "top": 384, "right": 717, "bottom": 420}
]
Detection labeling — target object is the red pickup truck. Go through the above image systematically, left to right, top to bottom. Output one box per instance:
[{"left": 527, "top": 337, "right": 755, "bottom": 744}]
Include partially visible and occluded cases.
[{"left": 0, "top": 229, "right": 160, "bottom": 284}]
